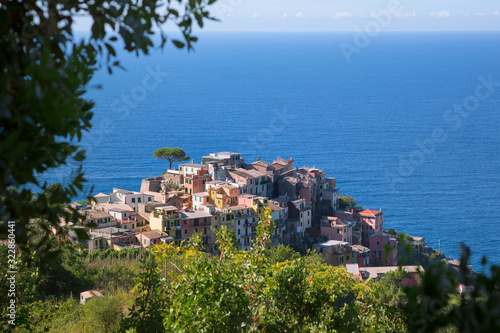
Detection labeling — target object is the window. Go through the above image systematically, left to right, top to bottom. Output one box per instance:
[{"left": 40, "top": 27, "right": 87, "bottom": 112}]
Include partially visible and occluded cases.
[
  {"left": 179, "top": 167, "right": 182, "bottom": 171},
  {"left": 138, "top": 197, "right": 141, "bottom": 203},
  {"left": 149, "top": 197, "right": 152, "bottom": 201},
  {"left": 132, "top": 198, "right": 136, "bottom": 203},
  {"left": 238, "top": 220, "right": 240, "bottom": 225},
  {"left": 195, "top": 228, "right": 198, "bottom": 233},
  {"left": 184, "top": 229, "right": 187, "bottom": 234},
  {"left": 238, "top": 229, "right": 240, "bottom": 235},
  {"left": 337, "top": 229, "right": 340, "bottom": 234},
  {"left": 144, "top": 239, "right": 147, "bottom": 245},
  {"left": 376, "top": 240, "right": 380, "bottom": 245},
  {"left": 387, "top": 241, "right": 391, "bottom": 245},
  {"left": 346, "top": 255, "right": 350, "bottom": 261},
  {"left": 340, "top": 256, "right": 344, "bottom": 264}
]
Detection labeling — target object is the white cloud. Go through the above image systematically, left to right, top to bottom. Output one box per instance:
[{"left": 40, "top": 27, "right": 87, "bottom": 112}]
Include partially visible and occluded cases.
[
  {"left": 430, "top": 11, "right": 451, "bottom": 18},
  {"left": 494, "top": 11, "right": 499, "bottom": 16},
  {"left": 295, "top": 12, "right": 305, "bottom": 18},
  {"left": 335, "top": 12, "right": 353, "bottom": 18},
  {"left": 395, "top": 12, "right": 417, "bottom": 18},
  {"left": 475, "top": 12, "right": 485, "bottom": 16},
  {"left": 226, "top": 13, "right": 234, "bottom": 18},
  {"left": 251, "top": 13, "right": 259, "bottom": 19},
  {"left": 281, "top": 13, "right": 288, "bottom": 19}
]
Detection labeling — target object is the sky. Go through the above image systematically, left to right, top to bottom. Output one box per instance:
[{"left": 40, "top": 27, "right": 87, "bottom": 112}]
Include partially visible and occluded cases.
[{"left": 74, "top": 0, "right": 500, "bottom": 32}]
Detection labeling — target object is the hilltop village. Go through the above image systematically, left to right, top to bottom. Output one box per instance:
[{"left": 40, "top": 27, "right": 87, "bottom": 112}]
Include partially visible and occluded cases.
[{"left": 65, "top": 152, "right": 426, "bottom": 277}]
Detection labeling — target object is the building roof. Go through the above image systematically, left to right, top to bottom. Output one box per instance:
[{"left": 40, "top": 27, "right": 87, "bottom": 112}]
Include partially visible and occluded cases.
[
  {"left": 209, "top": 152, "right": 240, "bottom": 158},
  {"left": 251, "top": 160, "right": 272, "bottom": 167},
  {"left": 179, "top": 163, "right": 205, "bottom": 168},
  {"left": 229, "top": 168, "right": 266, "bottom": 179},
  {"left": 193, "top": 192, "right": 209, "bottom": 197},
  {"left": 94, "top": 193, "right": 109, "bottom": 197},
  {"left": 271, "top": 197, "right": 289, "bottom": 203},
  {"left": 99, "top": 202, "right": 134, "bottom": 213},
  {"left": 268, "top": 203, "right": 284, "bottom": 212},
  {"left": 155, "top": 205, "right": 178, "bottom": 211},
  {"left": 227, "top": 205, "right": 251, "bottom": 211},
  {"left": 81, "top": 209, "right": 112, "bottom": 220},
  {"left": 359, "top": 209, "right": 382, "bottom": 215},
  {"left": 180, "top": 210, "right": 212, "bottom": 219},
  {"left": 321, "top": 216, "right": 350, "bottom": 226},
  {"left": 141, "top": 230, "right": 167, "bottom": 239},
  {"left": 369, "top": 232, "right": 397, "bottom": 241},
  {"left": 313, "top": 240, "right": 349, "bottom": 247},
  {"left": 351, "top": 245, "right": 370, "bottom": 253},
  {"left": 346, "top": 263, "right": 361, "bottom": 276},
  {"left": 359, "top": 266, "right": 423, "bottom": 280},
  {"left": 80, "top": 290, "right": 103, "bottom": 299}
]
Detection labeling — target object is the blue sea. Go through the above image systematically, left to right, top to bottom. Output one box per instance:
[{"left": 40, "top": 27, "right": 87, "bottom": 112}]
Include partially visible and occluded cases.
[{"left": 46, "top": 32, "right": 500, "bottom": 269}]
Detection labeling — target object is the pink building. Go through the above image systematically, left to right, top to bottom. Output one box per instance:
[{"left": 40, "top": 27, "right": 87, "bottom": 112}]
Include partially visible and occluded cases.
[
  {"left": 358, "top": 209, "right": 384, "bottom": 247},
  {"left": 320, "top": 216, "right": 353, "bottom": 244},
  {"left": 136, "top": 230, "right": 169, "bottom": 248},
  {"left": 368, "top": 233, "right": 398, "bottom": 266}
]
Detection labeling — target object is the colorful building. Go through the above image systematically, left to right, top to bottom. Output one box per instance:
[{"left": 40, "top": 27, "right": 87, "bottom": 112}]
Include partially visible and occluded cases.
[
  {"left": 359, "top": 209, "right": 384, "bottom": 247},
  {"left": 320, "top": 216, "right": 354, "bottom": 244},
  {"left": 368, "top": 233, "right": 398, "bottom": 266},
  {"left": 313, "top": 240, "right": 353, "bottom": 266}
]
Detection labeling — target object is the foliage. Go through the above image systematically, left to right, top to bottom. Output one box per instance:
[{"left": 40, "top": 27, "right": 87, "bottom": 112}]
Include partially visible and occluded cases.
[
  {"left": 0, "top": 0, "right": 220, "bottom": 265},
  {"left": 153, "top": 147, "right": 190, "bottom": 170},
  {"left": 166, "top": 182, "right": 180, "bottom": 191},
  {"left": 339, "top": 195, "right": 358, "bottom": 210},
  {"left": 123, "top": 210, "right": 407, "bottom": 332},
  {"left": 402, "top": 244, "right": 500, "bottom": 333},
  {"left": 378, "top": 268, "right": 413, "bottom": 306},
  {"left": 82, "top": 294, "right": 125, "bottom": 333}
]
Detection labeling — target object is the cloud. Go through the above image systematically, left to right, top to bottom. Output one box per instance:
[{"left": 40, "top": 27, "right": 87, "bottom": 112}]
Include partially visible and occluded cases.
[
  {"left": 430, "top": 11, "right": 451, "bottom": 18},
  {"left": 494, "top": 11, "right": 499, "bottom": 16},
  {"left": 295, "top": 12, "right": 305, "bottom": 18},
  {"left": 335, "top": 12, "right": 353, "bottom": 18},
  {"left": 395, "top": 12, "right": 417, "bottom": 18},
  {"left": 475, "top": 12, "right": 485, "bottom": 16},
  {"left": 226, "top": 13, "right": 234, "bottom": 18},
  {"left": 251, "top": 13, "right": 259, "bottom": 19},
  {"left": 281, "top": 13, "right": 288, "bottom": 19}
]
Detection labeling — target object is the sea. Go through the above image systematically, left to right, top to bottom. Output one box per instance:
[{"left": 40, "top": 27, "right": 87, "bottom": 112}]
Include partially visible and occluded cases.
[{"left": 44, "top": 32, "right": 500, "bottom": 269}]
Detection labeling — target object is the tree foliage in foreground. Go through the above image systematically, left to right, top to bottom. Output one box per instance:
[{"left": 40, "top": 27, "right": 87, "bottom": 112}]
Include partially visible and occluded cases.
[
  {"left": 0, "top": 0, "right": 219, "bottom": 262},
  {"left": 124, "top": 209, "right": 407, "bottom": 332},
  {"left": 1, "top": 210, "right": 499, "bottom": 332}
]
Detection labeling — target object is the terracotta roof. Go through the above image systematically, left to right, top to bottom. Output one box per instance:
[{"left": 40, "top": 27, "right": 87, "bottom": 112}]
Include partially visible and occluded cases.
[
  {"left": 272, "top": 163, "right": 284, "bottom": 169},
  {"left": 359, "top": 209, "right": 381, "bottom": 215}
]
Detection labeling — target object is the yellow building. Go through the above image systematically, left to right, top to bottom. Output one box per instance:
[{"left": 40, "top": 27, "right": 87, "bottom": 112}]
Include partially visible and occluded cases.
[
  {"left": 208, "top": 184, "right": 239, "bottom": 208},
  {"left": 149, "top": 205, "right": 182, "bottom": 244}
]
